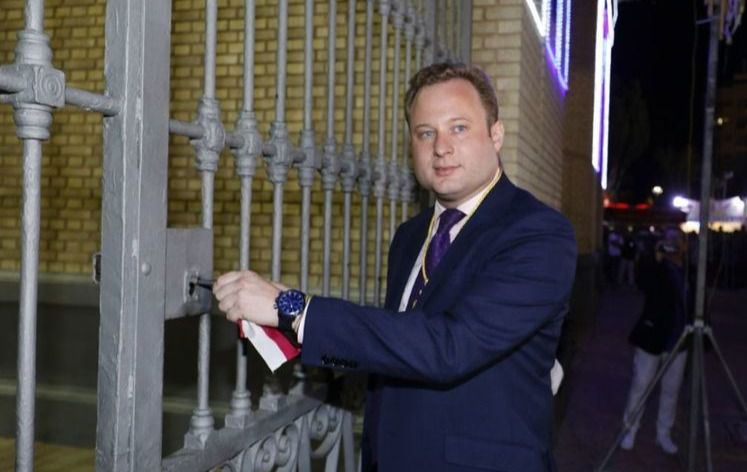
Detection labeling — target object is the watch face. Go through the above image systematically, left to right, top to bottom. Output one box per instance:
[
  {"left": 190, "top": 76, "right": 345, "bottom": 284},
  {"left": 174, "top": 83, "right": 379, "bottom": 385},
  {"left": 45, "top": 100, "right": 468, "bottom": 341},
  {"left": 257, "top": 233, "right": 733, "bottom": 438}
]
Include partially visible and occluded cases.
[{"left": 276, "top": 289, "right": 306, "bottom": 317}]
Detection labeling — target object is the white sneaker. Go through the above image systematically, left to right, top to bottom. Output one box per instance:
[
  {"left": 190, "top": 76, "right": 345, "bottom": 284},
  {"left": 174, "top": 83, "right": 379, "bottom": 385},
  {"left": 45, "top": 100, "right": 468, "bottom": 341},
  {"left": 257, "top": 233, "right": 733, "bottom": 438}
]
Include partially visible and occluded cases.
[
  {"left": 620, "top": 430, "right": 636, "bottom": 450},
  {"left": 656, "top": 432, "right": 678, "bottom": 454}
]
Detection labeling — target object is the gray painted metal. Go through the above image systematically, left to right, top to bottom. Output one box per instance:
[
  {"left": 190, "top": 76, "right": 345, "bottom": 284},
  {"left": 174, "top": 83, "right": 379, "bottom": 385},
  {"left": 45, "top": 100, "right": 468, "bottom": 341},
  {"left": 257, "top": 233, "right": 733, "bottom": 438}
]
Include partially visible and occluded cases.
[
  {"left": 96, "top": 0, "right": 172, "bottom": 470},
  {"left": 185, "top": 0, "right": 225, "bottom": 447},
  {"left": 225, "top": 0, "right": 262, "bottom": 429},
  {"left": 261, "top": 0, "right": 305, "bottom": 409},
  {"left": 264, "top": 0, "right": 303, "bottom": 285},
  {"left": 298, "top": 0, "right": 319, "bottom": 294},
  {"left": 321, "top": 0, "right": 341, "bottom": 297},
  {"left": 340, "top": 0, "right": 359, "bottom": 301},
  {"left": 358, "top": 0, "right": 375, "bottom": 305},
  {"left": 373, "top": 0, "right": 391, "bottom": 306},
  {"left": 423, "top": 0, "right": 437, "bottom": 65},
  {"left": 3, "top": 1, "right": 62, "bottom": 468},
  {"left": 459, "top": 1, "right": 473, "bottom": 62},
  {"left": 388, "top": 2, "right": 403, "bottom": 242},
  {"left": 400, "top": 2, "right": 414, "bottom": 224},
  {"left": 415, "top": 12, "right": 425, "bottom": 69},
  {"left": 0, "top": 69, "right": 26, "bottom": 92},
  {"left": 64, "top": 87, "right": 121, "bottom": 116},
  {"left": 16, "top": 139, "right": 42, "bottom": 472},
  {"left": 164, "top": 228, "right": 213, "bottom": 320},
  {"left": 163, "top": 392, "right": 325, "bottom": 472}
]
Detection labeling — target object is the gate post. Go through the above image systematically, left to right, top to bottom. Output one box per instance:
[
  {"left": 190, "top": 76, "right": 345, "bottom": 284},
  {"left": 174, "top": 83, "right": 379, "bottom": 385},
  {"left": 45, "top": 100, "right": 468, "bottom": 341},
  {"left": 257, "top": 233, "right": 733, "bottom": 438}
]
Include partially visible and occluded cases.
[{"left": 96, "top": 0, "right": 172, "bottom": 470}]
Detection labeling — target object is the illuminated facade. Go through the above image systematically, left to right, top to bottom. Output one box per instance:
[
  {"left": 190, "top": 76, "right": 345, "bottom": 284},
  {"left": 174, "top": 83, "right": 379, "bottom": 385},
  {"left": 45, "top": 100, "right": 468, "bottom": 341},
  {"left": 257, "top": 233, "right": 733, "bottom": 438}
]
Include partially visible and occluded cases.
[
  {"left": 524, "top": 0, "right": 572, "bottom": 91},
  {"left": 591, "top": 0, "right": 617, "bottom": 189}
]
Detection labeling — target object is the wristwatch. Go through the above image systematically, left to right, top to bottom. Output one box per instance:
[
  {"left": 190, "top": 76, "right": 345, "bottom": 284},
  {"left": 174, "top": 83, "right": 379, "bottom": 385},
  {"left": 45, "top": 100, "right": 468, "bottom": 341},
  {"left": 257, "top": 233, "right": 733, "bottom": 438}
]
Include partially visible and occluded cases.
[{"left": 275, "top": 288, "right": 307, "bottom": 333}]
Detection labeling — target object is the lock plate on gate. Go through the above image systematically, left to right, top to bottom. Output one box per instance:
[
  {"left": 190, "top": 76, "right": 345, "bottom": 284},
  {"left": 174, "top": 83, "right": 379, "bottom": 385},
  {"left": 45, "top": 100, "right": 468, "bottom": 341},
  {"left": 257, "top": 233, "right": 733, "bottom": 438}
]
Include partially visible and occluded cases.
[{"left": 165, "top": 228, "right": 213, "bottom": 319}]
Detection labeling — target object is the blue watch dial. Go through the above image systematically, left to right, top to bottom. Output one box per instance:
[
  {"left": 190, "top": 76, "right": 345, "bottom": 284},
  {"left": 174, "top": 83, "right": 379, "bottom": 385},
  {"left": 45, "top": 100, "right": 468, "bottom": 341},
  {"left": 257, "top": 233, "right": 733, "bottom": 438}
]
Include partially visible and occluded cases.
[{"left": 275, "top": 289, "right": 306, "bottom": 317}]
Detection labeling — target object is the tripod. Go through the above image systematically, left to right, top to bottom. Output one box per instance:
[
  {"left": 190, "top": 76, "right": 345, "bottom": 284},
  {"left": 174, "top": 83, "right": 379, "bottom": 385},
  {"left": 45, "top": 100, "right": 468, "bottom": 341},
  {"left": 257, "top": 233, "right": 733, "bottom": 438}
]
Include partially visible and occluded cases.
[{"left": 595, "top": 315, "right": 747, "bottom": 472}]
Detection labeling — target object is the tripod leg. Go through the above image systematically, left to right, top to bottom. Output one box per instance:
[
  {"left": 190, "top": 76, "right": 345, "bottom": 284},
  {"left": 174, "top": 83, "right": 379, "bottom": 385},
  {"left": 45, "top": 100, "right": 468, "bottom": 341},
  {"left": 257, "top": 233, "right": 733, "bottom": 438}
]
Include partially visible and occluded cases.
[
  {"left": 687, "top": 327, "right": 701, "bottom": 472},
  {"left": 705, "top": 327, "right": 747, "bottom": 416},
  {"left": 595, "top": 328, "right": 693, "bottom": 472},
  {"left": 697, "top": 329, "right": 714, "bottom": 472}
]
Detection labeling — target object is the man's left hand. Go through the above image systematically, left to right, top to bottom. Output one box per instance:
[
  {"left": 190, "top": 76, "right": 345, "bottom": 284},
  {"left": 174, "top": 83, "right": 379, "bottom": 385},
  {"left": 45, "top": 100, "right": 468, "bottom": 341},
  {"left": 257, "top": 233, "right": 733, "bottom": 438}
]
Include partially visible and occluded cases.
[{"left": 213, "top": 271, "right": 286, "bottom": 327}]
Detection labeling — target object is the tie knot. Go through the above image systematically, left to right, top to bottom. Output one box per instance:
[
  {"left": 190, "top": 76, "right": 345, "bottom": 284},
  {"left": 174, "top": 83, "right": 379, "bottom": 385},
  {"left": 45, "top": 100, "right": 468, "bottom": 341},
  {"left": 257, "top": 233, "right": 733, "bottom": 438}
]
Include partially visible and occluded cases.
[{"left": 436, "top": 208, "right": 465, "bottom": 236}]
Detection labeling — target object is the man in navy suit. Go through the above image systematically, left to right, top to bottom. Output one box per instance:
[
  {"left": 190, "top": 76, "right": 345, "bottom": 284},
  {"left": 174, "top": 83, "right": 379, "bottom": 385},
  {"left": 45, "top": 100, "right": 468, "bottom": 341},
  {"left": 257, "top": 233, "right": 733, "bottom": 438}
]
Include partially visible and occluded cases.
[{"left": 215, "top": 62, "right": 577, "bottom": 471}]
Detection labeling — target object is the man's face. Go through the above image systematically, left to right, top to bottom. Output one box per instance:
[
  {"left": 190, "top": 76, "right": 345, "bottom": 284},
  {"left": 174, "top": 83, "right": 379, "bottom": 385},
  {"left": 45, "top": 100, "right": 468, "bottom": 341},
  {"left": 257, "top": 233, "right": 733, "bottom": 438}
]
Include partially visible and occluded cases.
[{"left": 409, "top": 78, "right": 504, "bottom": 208}]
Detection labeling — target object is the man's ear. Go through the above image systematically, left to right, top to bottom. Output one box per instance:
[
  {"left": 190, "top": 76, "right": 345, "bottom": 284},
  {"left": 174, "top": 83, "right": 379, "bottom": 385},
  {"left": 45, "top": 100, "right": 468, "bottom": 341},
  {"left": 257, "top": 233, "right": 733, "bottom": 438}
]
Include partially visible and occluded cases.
[{"left": 490, "top": 120, "right": 504, "bottom": 153}]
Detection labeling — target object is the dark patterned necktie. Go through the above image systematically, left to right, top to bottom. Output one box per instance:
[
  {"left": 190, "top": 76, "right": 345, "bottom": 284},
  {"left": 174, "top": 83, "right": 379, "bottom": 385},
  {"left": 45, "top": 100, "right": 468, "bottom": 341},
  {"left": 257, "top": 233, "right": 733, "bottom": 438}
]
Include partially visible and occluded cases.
[{"left": 407, "top": 208, "right": 466, "bottom": 309}]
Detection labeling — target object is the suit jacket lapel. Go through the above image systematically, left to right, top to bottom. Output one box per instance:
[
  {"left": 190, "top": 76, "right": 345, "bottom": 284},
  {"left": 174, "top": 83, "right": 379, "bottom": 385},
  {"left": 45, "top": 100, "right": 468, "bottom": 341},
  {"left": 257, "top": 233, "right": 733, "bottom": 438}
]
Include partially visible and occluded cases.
[
  {"left": 418, "top": 176, "right": 518, "bottom": 304},
  {"left": 385, "top": 208, "right": 433, "bottom": 310}
]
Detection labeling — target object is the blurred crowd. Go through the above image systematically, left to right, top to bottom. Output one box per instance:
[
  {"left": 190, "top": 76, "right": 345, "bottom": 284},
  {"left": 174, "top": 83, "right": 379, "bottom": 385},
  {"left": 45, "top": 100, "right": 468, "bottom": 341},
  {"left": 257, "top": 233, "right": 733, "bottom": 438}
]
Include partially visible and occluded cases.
[{"left": 603, "top": 224, "right": 747, "bottom": 291}]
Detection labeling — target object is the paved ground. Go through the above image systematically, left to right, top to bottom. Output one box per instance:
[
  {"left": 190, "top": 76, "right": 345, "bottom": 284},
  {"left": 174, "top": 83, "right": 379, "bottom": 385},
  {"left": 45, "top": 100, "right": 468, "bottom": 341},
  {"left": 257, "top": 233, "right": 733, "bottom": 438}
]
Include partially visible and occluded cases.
[{"left": 554, "top": 285, "right": 747, "bottom": 472}]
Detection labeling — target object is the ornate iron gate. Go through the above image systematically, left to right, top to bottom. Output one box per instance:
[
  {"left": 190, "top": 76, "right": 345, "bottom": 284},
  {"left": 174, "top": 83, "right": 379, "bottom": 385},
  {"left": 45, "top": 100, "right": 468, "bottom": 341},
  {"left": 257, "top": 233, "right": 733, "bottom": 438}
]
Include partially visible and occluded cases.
[{"left": 0, "top": 0, "right": 471, "bottom": 470}]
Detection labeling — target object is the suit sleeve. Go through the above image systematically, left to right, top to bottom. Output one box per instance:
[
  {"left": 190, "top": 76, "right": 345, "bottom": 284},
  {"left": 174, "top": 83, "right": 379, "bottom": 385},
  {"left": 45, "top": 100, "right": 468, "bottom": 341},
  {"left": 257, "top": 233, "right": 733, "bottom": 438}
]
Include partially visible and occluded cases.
[{"left": 301, "top": 210, "right": 577, "bottom": 384}]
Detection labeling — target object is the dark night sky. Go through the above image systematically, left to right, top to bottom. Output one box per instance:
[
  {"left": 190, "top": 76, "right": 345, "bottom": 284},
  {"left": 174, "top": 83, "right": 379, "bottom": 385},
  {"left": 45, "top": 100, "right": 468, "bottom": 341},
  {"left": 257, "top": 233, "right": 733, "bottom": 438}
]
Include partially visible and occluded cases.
[{"left": 610, "top": 0, "right": 746, "bottom": 203}]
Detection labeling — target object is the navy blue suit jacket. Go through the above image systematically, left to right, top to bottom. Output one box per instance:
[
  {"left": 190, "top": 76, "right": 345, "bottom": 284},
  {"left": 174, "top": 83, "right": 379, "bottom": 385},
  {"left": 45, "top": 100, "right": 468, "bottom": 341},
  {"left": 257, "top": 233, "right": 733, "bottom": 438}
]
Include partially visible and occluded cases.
[{"left": 301, "top": 176, "right": 577, "bottom": 471}]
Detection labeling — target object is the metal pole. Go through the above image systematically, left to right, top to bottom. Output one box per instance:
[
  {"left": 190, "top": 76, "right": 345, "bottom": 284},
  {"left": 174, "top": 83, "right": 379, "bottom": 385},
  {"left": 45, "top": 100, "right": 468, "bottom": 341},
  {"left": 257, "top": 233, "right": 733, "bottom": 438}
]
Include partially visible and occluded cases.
[
  {"left": 97, "top": 0, "right": 171, "bottom": 468},
  {"left": 187, "top": 0, "right": 224, "bottom": 444},
  {"left": 226, "top": 0, "right": 262, "bottom": 428},
  {"left": 262, "top": 0, "right": 303, "bottom": 406},
  {"left": 298, "top": 0, "right": 318, "bottom": 294},
  {"left": 321, "top": 0, "right": 341, "bottom": 297},
  {"left": 340, "top": 0, "right": 359, "bottom": 300},
  {"left": 358, "top": 0, "right": 375, "bottom": 305},
  {"left": 373, "top": 0, "right": 391, "bottom": 306},
  {"left": 422, "top": 0, "right": 436, "bottom": 65},
  {"left": 12, "top": 2, "right": 55, "bottom": 468},
  {"left": 388, "top": 2, "right": 403, "bottom": 241},
  {"left": 400, "top": 2, "right": 414, "bottom": 223},
  {"left": 689, "top": 8, "right": 719, "bottom": 469},
  {"left": 693, "top": 8, "right": 719, "bottom": 327},
  {"left": 415, "top": 15, "right": 425, "bottom": 69},
  {"left": 16, "top": 139, "right": 42, "bottom": 472}
]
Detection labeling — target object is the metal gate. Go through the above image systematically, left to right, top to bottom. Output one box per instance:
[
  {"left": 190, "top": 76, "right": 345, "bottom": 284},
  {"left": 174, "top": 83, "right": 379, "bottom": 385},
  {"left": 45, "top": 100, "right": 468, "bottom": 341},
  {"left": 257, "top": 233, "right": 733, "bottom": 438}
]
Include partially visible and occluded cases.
[{"left": 0, "top": 0, "right": 471, "bottom": 470}]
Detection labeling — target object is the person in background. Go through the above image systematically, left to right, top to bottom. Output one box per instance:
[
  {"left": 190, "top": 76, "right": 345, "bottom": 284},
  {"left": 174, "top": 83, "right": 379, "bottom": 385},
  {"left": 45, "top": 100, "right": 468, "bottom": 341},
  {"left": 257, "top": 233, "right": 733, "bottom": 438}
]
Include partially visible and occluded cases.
[
  {"left": 214, "top": 62, "right": 577, "bottom": 471},
  {"left": 606, "top": 226, "right": 623, "bottom": 287},
  {"left": 621, "top": 227, "right": 690, "bottom": 454},
  {"left": 618, "top": 229, "right": 637, "bottom": 286}
]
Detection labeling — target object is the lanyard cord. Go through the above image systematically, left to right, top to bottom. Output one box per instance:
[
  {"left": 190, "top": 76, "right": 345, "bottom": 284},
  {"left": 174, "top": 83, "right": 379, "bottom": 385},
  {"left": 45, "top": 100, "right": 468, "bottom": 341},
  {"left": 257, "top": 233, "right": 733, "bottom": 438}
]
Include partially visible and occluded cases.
[{"left": 419, "top": 168, "right": 502, "bottom": 284}]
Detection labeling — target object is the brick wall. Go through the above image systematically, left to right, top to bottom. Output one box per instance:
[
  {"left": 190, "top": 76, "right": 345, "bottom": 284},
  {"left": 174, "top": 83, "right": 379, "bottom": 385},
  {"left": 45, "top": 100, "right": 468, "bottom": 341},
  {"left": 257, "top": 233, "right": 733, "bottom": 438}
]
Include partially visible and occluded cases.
[
  {"left": 1, "top": 0, "right": 601, "bottom": 295},
  {"left": 1, "top": 0, "right": 416, "bottom": 300},
  {"left": 471, "top": 0, "right": 565, "bottom": 210},
  {"left": 472, "top": 0, "right": 601, "bottom": 253}
]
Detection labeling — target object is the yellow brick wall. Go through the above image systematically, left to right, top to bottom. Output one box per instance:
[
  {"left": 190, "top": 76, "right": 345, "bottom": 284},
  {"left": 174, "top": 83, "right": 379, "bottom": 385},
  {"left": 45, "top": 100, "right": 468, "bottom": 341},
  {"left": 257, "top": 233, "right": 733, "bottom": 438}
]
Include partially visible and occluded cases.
[
  {"left": 0, "top": 0, "right": 423, "bottom": 300},
  {"left": 2, "top": 0, "right": 597, "bottom": 296},
  {"left": 471, "top": 0, "right": 565, "bottom": 211}
]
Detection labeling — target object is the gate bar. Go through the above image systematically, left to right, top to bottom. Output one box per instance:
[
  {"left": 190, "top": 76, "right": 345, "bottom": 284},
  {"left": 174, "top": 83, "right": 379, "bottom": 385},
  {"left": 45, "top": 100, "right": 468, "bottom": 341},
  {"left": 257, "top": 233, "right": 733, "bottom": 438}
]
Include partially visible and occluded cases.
[
  {"left": 97, "top": 0, "right": 172, "bottom": 469},
  {"left": 186, "top": 0, "right": 225, "bottom": 445},
  {"left": 226, "top": 0, "right": 263, "bottom": 428},
  {"left": 298, "top": 0, "right": 318, "bottom": 295},
  {"left": 321, "top": 0, "right": 341, "bottom": 297},
  {"left": 340, "top": 0, "right": 359, "bottom": 300},
  {"left": 358, "top": 0, "right": 375, "bottom": 305},
  {"left": 373, "top": 0, "right": 391, "bottom": 306},
  {"left": 12, "top": 1, "right": 58, "bottom": 469},
  {"left": 388, "top": 1, "right": 403, "bottom": 242},
  {"left": 401, "top": 2, "right": 415, "bottom": 223},
  {"left": 65, "top": 87, "right": 121, "bottom": 115}
]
